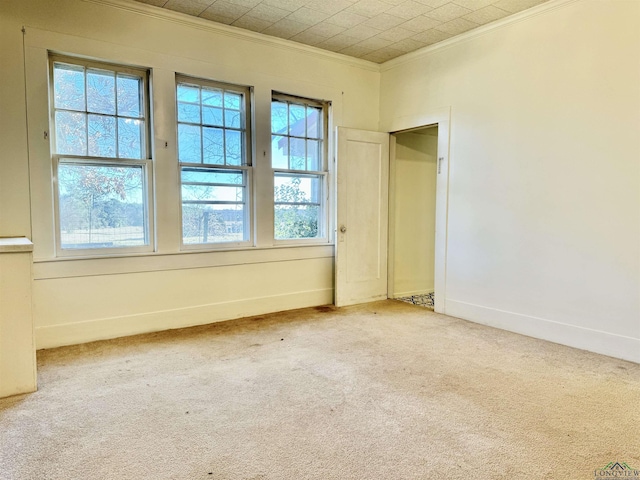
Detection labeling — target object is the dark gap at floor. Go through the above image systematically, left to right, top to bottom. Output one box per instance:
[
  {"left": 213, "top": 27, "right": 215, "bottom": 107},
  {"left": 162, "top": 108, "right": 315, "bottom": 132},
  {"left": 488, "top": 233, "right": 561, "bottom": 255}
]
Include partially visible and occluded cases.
[{"left": 396, "top": 293, "right": 434, "bottom": 309}]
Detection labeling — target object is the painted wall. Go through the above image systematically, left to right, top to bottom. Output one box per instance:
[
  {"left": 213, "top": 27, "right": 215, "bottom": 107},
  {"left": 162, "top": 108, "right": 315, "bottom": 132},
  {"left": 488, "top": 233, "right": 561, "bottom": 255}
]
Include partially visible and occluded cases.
[
  {"left": 0, "top": 0, "right": 380, "bottom": 348},
  {"left": 380, "top": 0, "right": 640, "bottom": 362},
  {"left": 390, "top": 130, "right": 437, "bottom": 298}
]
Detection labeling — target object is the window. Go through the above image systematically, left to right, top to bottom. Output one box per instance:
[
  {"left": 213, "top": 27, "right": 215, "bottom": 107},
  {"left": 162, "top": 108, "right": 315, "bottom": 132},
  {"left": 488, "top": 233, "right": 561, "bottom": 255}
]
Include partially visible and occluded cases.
[
  {"left": 50, "top": 55, "right": 152, "bottom": 255},
  {"left": 176, "top": 75, "right": 252, "bottom": 247},
  {"left": 271, "top": 93, "right": 328, "bottom": 241}
]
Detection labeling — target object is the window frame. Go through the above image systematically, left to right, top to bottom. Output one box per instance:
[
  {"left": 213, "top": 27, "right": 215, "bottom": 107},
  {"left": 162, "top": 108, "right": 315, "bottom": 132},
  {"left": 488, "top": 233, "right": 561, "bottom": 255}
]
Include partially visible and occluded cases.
[
  {"left": 48, "top": 54, "right": 154, "bottom": 257},
  {"left": 175, "top": 74, "right": 254, "bottom": 250},
  {"left": 271, "top": 92, "right": 330, "bottom": 245}
]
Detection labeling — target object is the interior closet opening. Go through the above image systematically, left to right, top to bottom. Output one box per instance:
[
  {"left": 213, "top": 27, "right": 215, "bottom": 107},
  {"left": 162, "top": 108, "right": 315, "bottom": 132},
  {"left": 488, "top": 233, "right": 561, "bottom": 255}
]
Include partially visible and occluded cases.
[{"left": 389, "top": 125, "right": 438, "bottom": 309}]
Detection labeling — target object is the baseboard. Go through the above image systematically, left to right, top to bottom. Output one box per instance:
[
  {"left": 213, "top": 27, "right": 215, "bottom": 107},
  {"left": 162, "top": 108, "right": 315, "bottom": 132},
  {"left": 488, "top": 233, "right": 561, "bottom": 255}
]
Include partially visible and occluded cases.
[
  {"left": 36, "top": 288, "right": 334, "bottom": 350},
  {"left": 393, "top": 289, "right": 434, "bottom": 299},
  {"left": 445, "top": 299, "right": 640, "bottom": 364}
]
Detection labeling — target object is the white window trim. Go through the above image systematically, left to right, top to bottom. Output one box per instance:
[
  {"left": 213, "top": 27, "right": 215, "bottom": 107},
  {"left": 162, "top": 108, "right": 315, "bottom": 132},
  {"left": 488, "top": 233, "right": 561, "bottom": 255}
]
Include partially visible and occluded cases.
[
  {"left": 49, "top": 54, "right": 155, "bottom": 258},
  {"left": 176, "top": 74, "right": 254, "bottom": 251},
  {"left": 271, "top": 92, "right": 331, "bottom": 246}
]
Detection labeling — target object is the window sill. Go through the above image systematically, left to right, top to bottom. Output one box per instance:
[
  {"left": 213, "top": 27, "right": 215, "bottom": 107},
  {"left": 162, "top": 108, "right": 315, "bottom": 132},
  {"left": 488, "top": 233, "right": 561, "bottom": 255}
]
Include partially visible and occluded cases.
[{"left": 33, "top": 243, "right": 335, "bottom": 280}]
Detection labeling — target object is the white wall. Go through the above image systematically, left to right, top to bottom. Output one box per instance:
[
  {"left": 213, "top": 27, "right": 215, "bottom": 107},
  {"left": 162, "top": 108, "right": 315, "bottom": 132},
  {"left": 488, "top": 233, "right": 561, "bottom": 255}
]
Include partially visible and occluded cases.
[
  {"left": 0, "top": 0, "right": 380, "bottom": 348},
  {"left": 380, "top": 0, "right": 640, "bottom": 363},
  {"left": 390, "top": 130, "right": 437, "bottom": 298}
]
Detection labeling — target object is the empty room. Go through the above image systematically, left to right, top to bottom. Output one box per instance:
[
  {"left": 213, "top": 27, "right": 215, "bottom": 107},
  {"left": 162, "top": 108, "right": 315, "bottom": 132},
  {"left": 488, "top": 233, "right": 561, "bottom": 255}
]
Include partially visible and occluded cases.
[{"left": 1, "top": 0, "right": 638, "bottom": 478}]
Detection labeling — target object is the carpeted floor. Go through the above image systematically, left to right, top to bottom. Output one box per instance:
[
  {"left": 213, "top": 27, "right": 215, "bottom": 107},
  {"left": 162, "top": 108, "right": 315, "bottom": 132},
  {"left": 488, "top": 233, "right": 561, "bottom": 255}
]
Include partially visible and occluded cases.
[{"left": 1, "top": 300, "right": 638, "bottom": 480}]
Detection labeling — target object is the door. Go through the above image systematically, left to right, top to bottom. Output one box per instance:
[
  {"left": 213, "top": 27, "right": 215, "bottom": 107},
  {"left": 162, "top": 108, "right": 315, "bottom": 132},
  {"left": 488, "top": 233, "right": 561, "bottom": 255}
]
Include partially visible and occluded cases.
[{"left": 335, "top": 127, "right": 390, "bottom": 307}]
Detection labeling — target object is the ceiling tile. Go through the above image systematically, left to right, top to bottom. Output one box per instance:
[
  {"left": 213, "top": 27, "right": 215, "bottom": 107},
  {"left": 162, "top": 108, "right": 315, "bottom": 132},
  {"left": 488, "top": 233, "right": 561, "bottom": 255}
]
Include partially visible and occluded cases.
[
  {"left": 164, "top": 0, "right": 212, "bottom": 16},
  {"left": 230, "top": 0, "right": 262, "bottom": 8},
  {"left": 263, "top": 0, "right": 308, "bottom": 13},
  {"left": 305, "top": 0, "right": 357, "bottom": 15},
  {"left": 346, "top": 0, "right": 393, "bottom": 18},
  {"left": 412, "top": 0, "right": 449, "bottom": 7},
  {"left": 451, "top": 0, "right": 495, "bottom": 9},
  {"left": 493, "top": 0, "right": 548, "bottom": 13},
  {"left": 200, "top": 1, "right": 249, "bottom": 21},
  {"left": 385, "top": 1, "right": 432, "bottom": 20},
  {"left": 244, "top": 2, "right": 290, "bottom": 22},
  {"left": 426, "top": 2, "right": 471, "bottom": 22},
  {"left": 462, "top": 5, "right": 510, "bottom": 25},
  {"left": 286, "top": 7, "right": 331, "bottom": 26},
  {"left": 199, "top": 11, "right": 236, "bottom": 23},
  {"left": 325, "top": 11, "right": 369, "bottom": 28},
  {"left": 362, "top": 13, "right": 406, "bottom": 30},
  {"left": 400, "top": 14, "right": 441, "bottom": 32},
  {"left": 232, "top": 15, "right": 274, "bottom": 31},
  {"left": 434, "top": 17, "right": 478, "bottom": 35},
  {"left": 262, "top": 18, "right": 309, "bottom": 38},
  {"left": 304, "top": 21, "right": 347, "bottom": 37},
  {"left": 347, "top": 24, "right": 384, "bottom": 40},
  {"left": 377, "top": 25, "right": 416, "bottom": 41},
  {"left": 410, "top": 27, "right": 450, "bottom": 44},
  {"left": 289, "top": 30, "right": 329, "bottom": 45},
  {"left": 316, "top": 34, "right": 361, "bottom": 51},
  {"left": 353, "top": 35, "right": 393, "bottom": 50},
  {"left": 390, "top": 37, "right": 427, "bottom": 52},
  {"left": 339, "top": 43, "right": 377, "bottom": 57},
  {"left": 363, "top": 46, "right": 404, "bottom": 62}
]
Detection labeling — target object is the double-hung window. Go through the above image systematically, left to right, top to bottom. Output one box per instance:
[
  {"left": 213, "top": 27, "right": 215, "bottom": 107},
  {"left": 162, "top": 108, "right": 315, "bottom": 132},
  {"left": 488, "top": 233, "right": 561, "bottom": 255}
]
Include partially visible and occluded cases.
[
  {"left": 50, "top": 55, "right": 152, "bottom": 255},
  {"left": 176, "top": 75, "right": 252, "bottom": 247},
  {"left": 271, "top": 93, "right": 329, "bottom": 241}
]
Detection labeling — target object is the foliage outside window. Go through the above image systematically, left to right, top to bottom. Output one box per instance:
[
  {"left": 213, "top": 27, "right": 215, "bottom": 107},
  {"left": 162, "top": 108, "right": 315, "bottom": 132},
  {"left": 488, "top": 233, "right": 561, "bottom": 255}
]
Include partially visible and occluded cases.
[
  {"left": 50, "top": 56, "right": 151, "bottom": 254},
  {"left": 176, "top": 76, "right": 251, "bottom": 246},
  {"left": 271, "top": 93, "right": 328, "bottom": 240}
]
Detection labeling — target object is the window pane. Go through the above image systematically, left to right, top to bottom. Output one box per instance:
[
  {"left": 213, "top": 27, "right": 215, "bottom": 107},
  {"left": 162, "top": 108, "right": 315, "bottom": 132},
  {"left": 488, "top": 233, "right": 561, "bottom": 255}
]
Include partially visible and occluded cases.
[
  {"left": 54, "top": 63, "right": 85, "bottom": 111},
  {"left": 86, "top": 69, "right": 116, "bottom": 115},
  {"left": 117, "top": 75, "right": 142, "bottom": 117},
  {"left": 177, "top": 84, "right": 200, "bottom": 103},
  {"left": 202, "top": 88, "right": 223, "bottom": 107},
  {"left": 224, "top": 92, "right": 241, "bottom": 110},
  {"left": 271, "top": 101, "right": 288, "bottom": 134},
  {"left": 178, "top": 102, "right": 200, "bottom": 124},
  {"left": 289, "top": 104, "right": 306, "bottom": 136},
  {"left": 202, "top": 106, "right": 223, "bottom": 127},
  {"left": 306, "top": 106, "right": 321, "bottom": 139},
  {"left": 224, "top": 109, "right": 241, "bottom": 129},
  {"left": 55, "top": 111, "right": 87, "bottom": 156},
  {"left": 87, "top": 114, "right": 116, "bottom": 157},
  {"left": 118, "top": 118, "right": 143, "bottom": 159},
  {"left": 178, "top": 124, "right": 202, "bottom": 163},
  {"left": 203, "top": 127, "right": 224, "bottom": 165},
  {"left": 225, "top": 130, "right": 242, "bottom": 165},
  {"left": 271, "top": 135, "right": 288, "bottom": 169},
  {"left": 290, "top": 137, "right": 305, "bottom": 170},
  {"left": 306, "top": 139, "right": 320, "bottom": 170},
  {"left": 58, "top": 163, "right": 146, "bottom": 249},
  {"left": 182, "top": 168, "right": 243, "bottom": 185},
  {"left": 274, "top": 174, "right": 321, "bottom": 203},
  {"left": 182, "top": 184, "right": 244, "bottom": 202},
  {"left": 182, "top": 204, "right": 245, "bottom": 244},
  {"left": 274, "top": 205, "right": 319, "bottom": 239}
]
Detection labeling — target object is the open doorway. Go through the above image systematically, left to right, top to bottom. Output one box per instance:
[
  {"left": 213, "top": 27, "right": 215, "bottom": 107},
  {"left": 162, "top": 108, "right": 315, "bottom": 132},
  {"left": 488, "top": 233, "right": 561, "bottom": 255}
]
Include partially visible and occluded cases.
[{"left": 388, "top": 125, "right": 439, "bottom": 309}]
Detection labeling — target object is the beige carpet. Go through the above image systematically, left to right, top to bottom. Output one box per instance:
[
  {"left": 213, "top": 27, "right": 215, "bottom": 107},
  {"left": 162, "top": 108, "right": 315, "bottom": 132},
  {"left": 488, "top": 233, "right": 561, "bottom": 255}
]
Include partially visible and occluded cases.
[{"left": 1, "top": 300, "right": 638, "bottom": 479}]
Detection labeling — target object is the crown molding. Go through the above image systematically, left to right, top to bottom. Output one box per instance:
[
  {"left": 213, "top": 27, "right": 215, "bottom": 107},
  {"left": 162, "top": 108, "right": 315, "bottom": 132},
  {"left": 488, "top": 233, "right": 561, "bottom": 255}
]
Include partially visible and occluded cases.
[
  {"left": 81, "top": 0, "right": 381, "bottom": 72},
  {"left": 381, "top": 0, "right": 581, "bottom": 72}
]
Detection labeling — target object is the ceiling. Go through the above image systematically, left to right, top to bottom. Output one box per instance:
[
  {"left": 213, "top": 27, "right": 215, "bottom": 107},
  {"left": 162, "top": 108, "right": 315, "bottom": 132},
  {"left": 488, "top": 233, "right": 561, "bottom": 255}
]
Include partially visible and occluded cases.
[{"left": 134, "top": 0, "right": 549, "bottom": 63}]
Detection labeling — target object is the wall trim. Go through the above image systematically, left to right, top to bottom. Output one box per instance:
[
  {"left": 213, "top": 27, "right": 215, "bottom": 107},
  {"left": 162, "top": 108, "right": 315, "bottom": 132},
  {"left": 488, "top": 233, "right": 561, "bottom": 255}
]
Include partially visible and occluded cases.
[
  {"left": 82, "top": 0, "right": 380, "bottom": 72},
  {"left": 380, "top": 0, "right": 581, "bottom": 72},
  {"left": 36, "top": 287, "right": 334, "bottom": 349},
  {"left": 392, "top": 289, "right": 433, "bottom": 298},
  {"left": 445, "top": 299, "right": 640, "bottom": 364}
]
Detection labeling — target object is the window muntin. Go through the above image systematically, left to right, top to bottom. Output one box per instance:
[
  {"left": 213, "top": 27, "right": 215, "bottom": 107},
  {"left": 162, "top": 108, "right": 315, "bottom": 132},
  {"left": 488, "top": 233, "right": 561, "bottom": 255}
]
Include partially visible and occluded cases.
[
  {"left": 50, "top": 56, "right": 151, "bottom": 255},
  {"left": 176, "top": 76, "right": 251, "bottom": 247},
  {"left": 271, "top": 94, "right": 328, "bottom": 241}
]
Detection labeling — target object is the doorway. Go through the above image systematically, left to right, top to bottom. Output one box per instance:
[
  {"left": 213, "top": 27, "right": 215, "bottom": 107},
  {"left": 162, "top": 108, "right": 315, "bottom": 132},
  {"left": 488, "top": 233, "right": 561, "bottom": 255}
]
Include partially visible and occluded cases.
[{"left": 388, "top": 125, "right": 439, "bottom": 310}]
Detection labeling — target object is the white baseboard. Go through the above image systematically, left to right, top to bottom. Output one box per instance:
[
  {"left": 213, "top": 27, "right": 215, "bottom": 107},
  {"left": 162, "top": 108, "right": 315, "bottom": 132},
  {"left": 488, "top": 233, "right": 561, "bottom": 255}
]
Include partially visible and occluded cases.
[
  {"left": 36, "top": 288, "right": 334, "bottom": 350},
  {"left": 392, "top": 289, "right": 434, "bottom": 299},
  {"left": 445, "top": 299, "right": 640, "bottom": 364}
]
